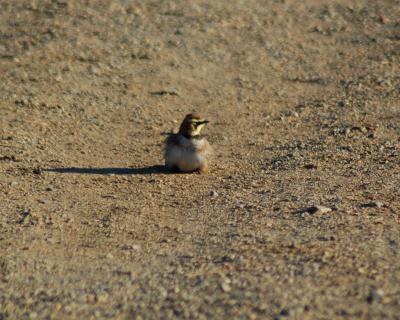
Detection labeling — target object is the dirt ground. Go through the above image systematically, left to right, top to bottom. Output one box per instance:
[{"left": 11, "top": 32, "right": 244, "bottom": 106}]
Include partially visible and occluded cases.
[{"left": 0, "top": 0, "right": 399, "bottom": 319}]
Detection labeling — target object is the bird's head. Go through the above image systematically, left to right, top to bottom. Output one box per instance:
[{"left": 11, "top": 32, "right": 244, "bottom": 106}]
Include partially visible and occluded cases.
[{"left": 178, "top": 113, "right": 209, "bottom": 138}]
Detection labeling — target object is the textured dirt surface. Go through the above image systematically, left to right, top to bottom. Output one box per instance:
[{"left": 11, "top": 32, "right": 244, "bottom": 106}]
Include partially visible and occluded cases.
[{"left": 1, "top": 0, "right": 400, "bottom": 319}]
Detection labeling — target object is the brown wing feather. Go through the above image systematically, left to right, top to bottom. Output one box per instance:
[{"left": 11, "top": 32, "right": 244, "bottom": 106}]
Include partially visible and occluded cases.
[
  {"left": 164, "top": 134, "right": 181, "bottom": 155},
  {"left": 165, "top": 134, "right": 181, "bottom": 147}
]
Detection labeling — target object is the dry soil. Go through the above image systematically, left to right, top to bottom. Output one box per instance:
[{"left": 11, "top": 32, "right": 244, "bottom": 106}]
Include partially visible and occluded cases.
[{"left": 1, "top": 0, "right": 400, "bottom": 319}]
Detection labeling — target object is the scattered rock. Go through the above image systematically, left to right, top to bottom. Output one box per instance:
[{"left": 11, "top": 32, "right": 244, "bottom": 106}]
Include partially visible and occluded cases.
[
  {"left": 380, "top": 15, "right": 390, "bottom": 24},
  {"left": 131, "top": 52, "right": 151, "bottom": 60},
  {"left": 87, "top": 65, "right": 101, "bottom": 75},
  {"left": 150, "top": 90, "right": 179, "bottom": 96},
  {"left": 351, "top": 126, "right": 368, "bottom": 133},
  {"left": 304, "top": 163, "right": 318, "bottom": 170},
  {"left": 32, "top": 167, "right": 42, "bottom": 174},
  {"left": 210, "top": 191, "right": 219, "bottom": 197},
  {"left": 102, "top": 194, "right": 117, "bottom": 199},
  {"left": 360, "top": 201, "right": 383, "bottom": 208},
  {"left": 299, "top": 205, "right": 332, "bottom": 215},
  {"left": 313, "top": 205, "right": 332, "bottom": 213},
  {"left": 18, "top": 209, "right": 38, "bottom": 226},
  {"left": 121, "top": 244, "right": 141, "bottom": 251},
  {"left": 132, "top": 244, "right": 141, "bottom": 251},
  {"left": 220, "top": 278, "right": 232, "bottom": 292},
  {"left": 221, "top": 282, "right": 231, "bottom": 292},
  {"left": 367, "top": 288, "right": 384, "bottom": 304},
  {"left": 86, "top": 293, "right": 98, "bottom": 304}
]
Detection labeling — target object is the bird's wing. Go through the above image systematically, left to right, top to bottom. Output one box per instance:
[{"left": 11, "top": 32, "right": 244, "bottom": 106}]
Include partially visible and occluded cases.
[
  {"left": 165, "top": 134, "right": 181, "bottom": 148},
  {"left": 164, "top": 135, "right": 183, "bottom": 158}
]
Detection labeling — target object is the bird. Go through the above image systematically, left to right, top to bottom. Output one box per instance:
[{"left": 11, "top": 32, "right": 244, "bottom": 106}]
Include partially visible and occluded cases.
[{"left": 164, "top": 113, "right": 212, "bottom": 174}]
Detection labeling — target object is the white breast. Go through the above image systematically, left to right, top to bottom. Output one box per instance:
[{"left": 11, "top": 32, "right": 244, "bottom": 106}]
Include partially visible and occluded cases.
[{"left": 165, "top": 136, "right": 209, "bottom": 172}]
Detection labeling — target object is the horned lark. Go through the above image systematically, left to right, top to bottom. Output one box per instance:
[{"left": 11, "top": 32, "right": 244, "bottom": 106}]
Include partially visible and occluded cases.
[{"left": 164, "top": 113, "right": 212, "bottom": 174}]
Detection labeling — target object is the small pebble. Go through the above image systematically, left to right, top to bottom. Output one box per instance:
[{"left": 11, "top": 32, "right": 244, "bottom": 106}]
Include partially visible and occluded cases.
[
  {"left": 380, "top": 15, "right": 390, "bottom": 24},
  {"left": 304, "top": 164, "right": 318, "bottom": 170},
  {"left": 33, "top": 168, "right": 42, "bottom": 174},
  {"left": 210, "top": 191, "right": 218, "bottom": 197},
  {"left": 361, "top": 201, "right": 383, "bottom": 208},
  {"left": 371, "top": 201, "right": 383, "bottom": 208},
  {"left": 303, "top": 205, "right": 332, "bottom": 215},
  {"left": 314, "top": 205, "right": 332, "bottom": 213},
  {"left": 132, "top": 244, "right": 140, "bottom": 251},
  {"left": 221, "top": 282, "right": 232, "bottom": 292},
  {"left": 86, "top": 293, "right": 97, "bottom": 304},
  {"left": 97, "top": 293, "right": 109, "bottom": 303}
]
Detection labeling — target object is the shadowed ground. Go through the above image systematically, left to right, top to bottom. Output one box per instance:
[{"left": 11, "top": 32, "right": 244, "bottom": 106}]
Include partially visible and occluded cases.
[{"left": 45, "top": 165, "right": 169, "bottom": 175}]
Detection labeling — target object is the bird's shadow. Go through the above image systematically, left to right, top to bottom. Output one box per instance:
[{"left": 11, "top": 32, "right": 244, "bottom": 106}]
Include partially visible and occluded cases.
[{"left": 44, "top": 165, "right": 170, "bottom": 175}]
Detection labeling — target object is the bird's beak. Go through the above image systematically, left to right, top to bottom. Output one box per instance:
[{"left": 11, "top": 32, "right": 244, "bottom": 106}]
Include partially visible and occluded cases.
[{"left": 201, "top": 120, "right": 210, "bottom": 124}]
